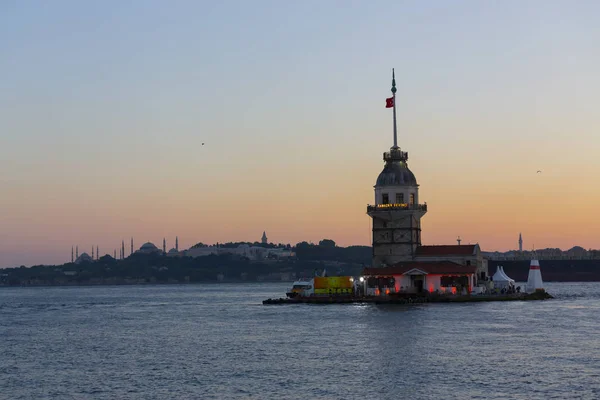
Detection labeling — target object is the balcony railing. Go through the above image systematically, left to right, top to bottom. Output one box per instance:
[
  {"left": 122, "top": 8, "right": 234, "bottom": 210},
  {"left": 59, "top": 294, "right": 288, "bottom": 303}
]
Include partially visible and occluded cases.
[
  {"left": 383, "top": 148, "right": 408, "bottom": 162},
  {"left": 367, "top": 203, "right": 427, "bottom": 212}
]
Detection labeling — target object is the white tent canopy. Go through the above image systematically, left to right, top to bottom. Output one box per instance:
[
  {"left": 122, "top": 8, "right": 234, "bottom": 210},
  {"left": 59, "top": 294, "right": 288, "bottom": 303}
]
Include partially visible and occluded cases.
[
  {"left": 492, "top": 266, "right": 515, "bottom": 288},
  {"left": 499, "top": 266, "right": 514, "bottom": 282}
]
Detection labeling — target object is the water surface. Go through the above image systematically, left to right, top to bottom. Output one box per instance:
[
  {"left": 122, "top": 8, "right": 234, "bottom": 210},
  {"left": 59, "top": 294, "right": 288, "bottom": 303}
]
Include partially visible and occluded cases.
[{"left": 1, "top": 282, "right": 599, "bottom": 399}]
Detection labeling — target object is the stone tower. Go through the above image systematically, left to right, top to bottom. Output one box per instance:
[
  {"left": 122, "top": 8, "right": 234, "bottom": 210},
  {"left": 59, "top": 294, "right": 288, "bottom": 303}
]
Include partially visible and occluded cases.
[
  {"left": 367, "top": 70, "right": 427, "bottom": 267},
  {"left": 261, "top": 231, "right": 268, "bottom": 244}
]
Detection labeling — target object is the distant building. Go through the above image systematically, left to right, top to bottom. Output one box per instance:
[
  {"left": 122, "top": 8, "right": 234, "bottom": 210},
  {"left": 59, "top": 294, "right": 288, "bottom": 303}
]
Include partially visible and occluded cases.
[
  {"left": 261, "top": 231, "right": 268, "bottom": 244},
  {"left": 184, "top": 243, "right": 294, "bottom": 261},
  {"left": 167, "top": 248, "right": 182, "bottom": 257}
]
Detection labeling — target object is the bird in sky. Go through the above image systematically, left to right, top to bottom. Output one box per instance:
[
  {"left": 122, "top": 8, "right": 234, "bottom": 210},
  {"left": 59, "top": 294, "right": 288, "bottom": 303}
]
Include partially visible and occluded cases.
[
  {"left": 202, "top": 143, "right": 205, "bottom": 145},
  {"left": 537, "top": 170, "right": 542, "bottom": 173}
]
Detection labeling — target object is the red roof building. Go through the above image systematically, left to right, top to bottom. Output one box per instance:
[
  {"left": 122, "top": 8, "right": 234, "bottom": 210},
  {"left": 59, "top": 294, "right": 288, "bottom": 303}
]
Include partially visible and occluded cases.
[
  {"left": 362, "top": 260, "right": 478, "bottom": 295},
  {"left": 364, "top": 261, "right": 477, "bottom": 276}
]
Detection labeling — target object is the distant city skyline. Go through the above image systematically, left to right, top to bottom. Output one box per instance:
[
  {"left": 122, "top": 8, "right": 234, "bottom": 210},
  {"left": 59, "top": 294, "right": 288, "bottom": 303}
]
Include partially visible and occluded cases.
[
  {"left": 2, "top": 1, "right": 600, "bottom": 267},
  {"left": 9, "top": 231, "right": 600, "bottom": 268}
]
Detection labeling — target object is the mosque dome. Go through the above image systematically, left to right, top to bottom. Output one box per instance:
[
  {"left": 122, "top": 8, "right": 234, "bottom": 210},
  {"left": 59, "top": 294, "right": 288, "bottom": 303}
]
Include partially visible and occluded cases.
[
  {"left": 376, "top": 161, "right": 417, "bottom": 186},
  {"left": 138, "top": 242, "right": 160, "bottom": 253},
  {"left": 140, "top": 242, "right": 157, "bottom": 250},
  {"left": 168, "top": 248, "right": 179, "bottom": 254},
  {"left": 75, "top": 252, "right": 93, "bottom": 264}
]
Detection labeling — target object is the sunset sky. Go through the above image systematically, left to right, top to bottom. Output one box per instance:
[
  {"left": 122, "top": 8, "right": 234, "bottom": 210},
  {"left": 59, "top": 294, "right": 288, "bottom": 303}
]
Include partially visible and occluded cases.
[{"left": 2, "top": 1, "right": 600, "bottom": 267}]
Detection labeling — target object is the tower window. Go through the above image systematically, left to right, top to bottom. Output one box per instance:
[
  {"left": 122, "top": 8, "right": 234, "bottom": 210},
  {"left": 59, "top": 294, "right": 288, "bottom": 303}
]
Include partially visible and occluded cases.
[
  {"left": 382, "top": 193, "right": 389, "bottom": 204},
  {"left": 396, "top": 193, "right": 404, "bottom": 204},
  {"left": 409, "top": 193, "right": 415, "bottom": 205}
]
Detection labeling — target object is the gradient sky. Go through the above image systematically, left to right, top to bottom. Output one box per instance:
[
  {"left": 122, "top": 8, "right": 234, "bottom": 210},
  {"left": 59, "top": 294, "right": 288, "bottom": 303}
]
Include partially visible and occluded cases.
[{"left": 2, "top": 1, "right": 600, "bottom": 267}]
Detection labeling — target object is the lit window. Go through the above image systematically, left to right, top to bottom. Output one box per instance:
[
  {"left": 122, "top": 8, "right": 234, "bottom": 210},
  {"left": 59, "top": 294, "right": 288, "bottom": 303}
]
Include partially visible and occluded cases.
[
  {"left": 396, "top": 193, "right": 404, "bottom": 204},
  {"left": 409, "top": 193, "right": 415, "bottom": 205},
  {"left": 382, "top": 194, "right": 389, "bottom": 204}
]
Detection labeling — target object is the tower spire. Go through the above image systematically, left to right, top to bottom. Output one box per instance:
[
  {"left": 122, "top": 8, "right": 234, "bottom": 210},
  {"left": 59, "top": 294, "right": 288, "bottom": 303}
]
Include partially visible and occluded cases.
[
  {"left": 391, "top": 68, "right": 398, "bottom": 149},
  {"left": 176, "top": 236, "right": 179, "bottom": 251},
  {"left": 131, "top": 237, "right": 133, "bottom": 256},
  {"left": 71, "top": 246, "right": 74, "bottom": 263}
]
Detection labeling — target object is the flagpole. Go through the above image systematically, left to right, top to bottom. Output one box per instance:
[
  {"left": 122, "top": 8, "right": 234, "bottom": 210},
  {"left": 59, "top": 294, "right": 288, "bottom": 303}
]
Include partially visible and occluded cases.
[{"left": 391, "top": 68, "right": 398, "bottom": 148}]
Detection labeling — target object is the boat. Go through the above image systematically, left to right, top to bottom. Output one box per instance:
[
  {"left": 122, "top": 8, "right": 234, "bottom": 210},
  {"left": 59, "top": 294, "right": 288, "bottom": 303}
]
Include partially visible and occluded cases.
[
  {"left": 286, "top": 276, "right": 355, "bottom": 298},
  {"left": 286, "top": 279, "right": 314, "bottom": 298}
]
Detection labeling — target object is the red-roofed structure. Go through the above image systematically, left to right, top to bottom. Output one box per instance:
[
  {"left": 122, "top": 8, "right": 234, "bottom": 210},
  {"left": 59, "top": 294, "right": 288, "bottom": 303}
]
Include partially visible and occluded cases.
[
  {"left": 361, "top": 260, "right": 478, "bottom": 295},
  {"left": 364, "top": 261, "right": 477, "bottom": 276}
]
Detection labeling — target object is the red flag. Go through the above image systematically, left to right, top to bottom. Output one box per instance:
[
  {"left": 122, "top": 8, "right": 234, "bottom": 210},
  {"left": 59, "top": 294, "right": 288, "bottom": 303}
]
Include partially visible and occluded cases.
[{"left": 385, "top": 97, "right": 394, "bottom": 108}]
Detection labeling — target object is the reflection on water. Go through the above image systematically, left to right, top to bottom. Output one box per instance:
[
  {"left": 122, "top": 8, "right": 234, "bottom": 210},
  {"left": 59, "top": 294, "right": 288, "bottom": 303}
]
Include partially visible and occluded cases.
[{"left": 1, "top": 282, "right": 600, "bottom": 399}]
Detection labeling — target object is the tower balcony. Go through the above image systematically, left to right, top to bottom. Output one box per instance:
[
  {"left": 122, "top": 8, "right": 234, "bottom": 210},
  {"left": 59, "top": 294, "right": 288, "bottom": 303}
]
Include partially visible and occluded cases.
[
  {"left": 383, "top": 148, "right": 408, "bottom": 162},
  {"left": 367, "top": 203, "right": 427, "bottom": 213}
]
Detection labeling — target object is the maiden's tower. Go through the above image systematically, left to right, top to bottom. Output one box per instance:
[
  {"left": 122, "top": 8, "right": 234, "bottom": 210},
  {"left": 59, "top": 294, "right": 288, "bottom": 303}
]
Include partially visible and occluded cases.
[
  {"left": 367, "top": 69, "right": 427, "bottom": 266},
  {"left": 364, "top": 70, "right": 488, "bottom": 294}
]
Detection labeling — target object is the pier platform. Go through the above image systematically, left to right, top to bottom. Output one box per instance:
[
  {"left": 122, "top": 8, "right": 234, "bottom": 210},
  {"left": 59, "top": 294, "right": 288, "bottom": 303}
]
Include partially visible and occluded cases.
[{"left": 262, "top": 291, "right": 552, "bottom": 305}]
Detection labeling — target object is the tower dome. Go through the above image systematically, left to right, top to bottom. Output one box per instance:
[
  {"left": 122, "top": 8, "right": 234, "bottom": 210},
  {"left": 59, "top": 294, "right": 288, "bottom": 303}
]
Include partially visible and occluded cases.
[{"left": 376, "top": 158, "right": 417, "bottom": 186}]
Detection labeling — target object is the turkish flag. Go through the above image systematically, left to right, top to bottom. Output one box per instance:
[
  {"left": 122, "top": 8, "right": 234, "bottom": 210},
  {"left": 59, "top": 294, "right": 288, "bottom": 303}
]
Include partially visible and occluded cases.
[{"left": 385, "top": 97, "right": 394, "bottom": 108}]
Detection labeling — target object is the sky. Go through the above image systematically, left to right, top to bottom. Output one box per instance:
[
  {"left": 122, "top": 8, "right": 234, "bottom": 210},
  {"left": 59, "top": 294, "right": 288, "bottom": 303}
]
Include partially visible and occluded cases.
[{"left": 1, "top": 0, "right": 600, "bottom": 267}]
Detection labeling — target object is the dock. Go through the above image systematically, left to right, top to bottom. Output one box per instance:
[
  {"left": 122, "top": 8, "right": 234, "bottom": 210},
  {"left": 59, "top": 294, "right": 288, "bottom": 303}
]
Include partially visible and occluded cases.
[{"left": 262, "top": 291, "right": 553, "bottom": 305}]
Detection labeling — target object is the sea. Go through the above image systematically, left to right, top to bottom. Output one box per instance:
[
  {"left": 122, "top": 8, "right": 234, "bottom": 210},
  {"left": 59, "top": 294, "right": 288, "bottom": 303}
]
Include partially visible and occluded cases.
[{"left": 1, "top": 282, "right": 599, "bottom": 400}]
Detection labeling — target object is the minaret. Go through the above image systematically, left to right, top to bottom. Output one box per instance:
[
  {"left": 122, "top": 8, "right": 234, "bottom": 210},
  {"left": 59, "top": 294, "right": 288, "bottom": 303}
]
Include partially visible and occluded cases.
[
  {"left": 367, "top": 69, "right": 427, "bottom": 266},
  {"left": 261, "top": 231, "right": 268, "bottom": 244},
  {"left": 519, "top": 233, "right": 523, "bottom": 252},
  {"left": 175, "top": 236, "right": 179, "bottom": 251},
  {"left": 457, "top": 236, "right": 462, "bottom": 245},
  {"left": 131, "top": 237, "right": 133, "bottom": 256},
  {"left": 163, "top": 238, "right": 166, "bottom": 253},
  {"left": 122, "top": 240, "right": 125, "bottom": 259},
  {"left": 76, "top": 246, "right": 79, "bottom": 259},
  {"left": 92, "top": 246, "right": 94, "bottom": 260},
  {"left": 96, "top": 246, "right": 99, "bottom": 260},
  {"left": 71, "top": 247, "right": 74, "bottom": 263}
]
